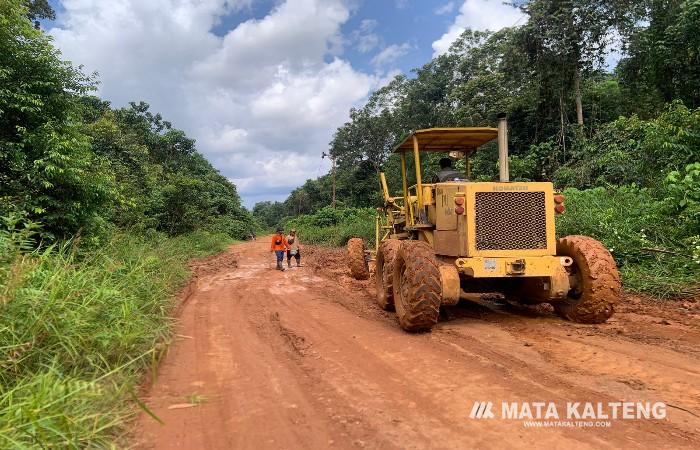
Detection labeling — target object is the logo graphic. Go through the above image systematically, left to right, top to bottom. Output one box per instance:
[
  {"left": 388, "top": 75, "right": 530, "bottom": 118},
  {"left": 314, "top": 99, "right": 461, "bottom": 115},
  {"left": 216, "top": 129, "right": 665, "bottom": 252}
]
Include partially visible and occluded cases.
[
  {"left": 493, "top": 185, "right": 529, "bottom": 191},
  {"left": 467, "top": 400, "right": 667, "bottom": 427},
  {"left": 469, "top": 401, "right": 495, "bottom": 419}
]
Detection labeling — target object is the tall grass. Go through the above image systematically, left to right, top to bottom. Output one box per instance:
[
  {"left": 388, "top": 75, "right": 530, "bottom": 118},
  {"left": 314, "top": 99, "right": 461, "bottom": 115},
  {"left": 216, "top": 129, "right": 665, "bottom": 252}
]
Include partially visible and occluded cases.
[
  {"left": 284, "top": 207, "right": 375, "bottom": 247},
  {"left": 0, "top": 227, "right": 232, "bottom": 448}
]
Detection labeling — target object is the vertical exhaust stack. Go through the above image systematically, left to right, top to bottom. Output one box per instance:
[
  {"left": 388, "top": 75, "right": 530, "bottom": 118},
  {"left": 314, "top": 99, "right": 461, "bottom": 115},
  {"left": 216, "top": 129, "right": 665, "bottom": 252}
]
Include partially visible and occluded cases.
[{"left": 497, "top": 113, "right": 509, "bottom": 182}]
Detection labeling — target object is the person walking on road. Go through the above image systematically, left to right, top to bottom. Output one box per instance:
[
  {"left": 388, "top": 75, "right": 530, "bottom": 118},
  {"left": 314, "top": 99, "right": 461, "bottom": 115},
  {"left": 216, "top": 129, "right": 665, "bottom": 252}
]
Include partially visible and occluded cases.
[
  {"left": 270, "top": 227, "right": 288, "bottom": 271},
  {"left": 286, "top": 229, "right": 301, "bottom": 268}
]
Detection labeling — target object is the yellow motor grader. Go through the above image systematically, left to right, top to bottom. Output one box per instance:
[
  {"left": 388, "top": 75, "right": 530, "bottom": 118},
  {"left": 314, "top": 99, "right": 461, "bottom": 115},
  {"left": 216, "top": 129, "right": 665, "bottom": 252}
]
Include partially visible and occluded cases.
[{"left": 347, "top": 115, "right": 621, "bottom": 332}]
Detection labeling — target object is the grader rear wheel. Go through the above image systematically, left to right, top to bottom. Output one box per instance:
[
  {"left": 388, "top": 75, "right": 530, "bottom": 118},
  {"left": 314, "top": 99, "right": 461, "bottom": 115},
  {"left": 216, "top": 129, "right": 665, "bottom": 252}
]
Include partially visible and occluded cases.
[
  {"left": 554, "top": 235, "right": 621, "bottom": 324},
  {"left": 347, "top": 238, "right": 369, "bottom": 280},
  {"left": 375, "top": 239, "right": 401, "bottom": 310},
  {"left": 392, "top": 241, "right": 442, "bottom": 332}
]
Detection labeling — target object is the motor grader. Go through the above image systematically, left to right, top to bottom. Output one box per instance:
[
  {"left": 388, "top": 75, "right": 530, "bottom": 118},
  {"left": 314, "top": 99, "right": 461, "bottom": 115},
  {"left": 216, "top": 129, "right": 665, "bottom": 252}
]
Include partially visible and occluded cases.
[{"left": 347, "top": 115, "right": 621, "bottom": 332}]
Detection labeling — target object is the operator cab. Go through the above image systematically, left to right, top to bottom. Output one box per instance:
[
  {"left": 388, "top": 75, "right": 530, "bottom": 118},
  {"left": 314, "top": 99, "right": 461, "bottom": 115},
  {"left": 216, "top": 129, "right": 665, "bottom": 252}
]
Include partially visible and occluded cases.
[
  {"left": 388, "top": 127, "right": 502, "bottom": 229},
  {"left": 392, "top": 127, "right": 500, "bottom": 183}
]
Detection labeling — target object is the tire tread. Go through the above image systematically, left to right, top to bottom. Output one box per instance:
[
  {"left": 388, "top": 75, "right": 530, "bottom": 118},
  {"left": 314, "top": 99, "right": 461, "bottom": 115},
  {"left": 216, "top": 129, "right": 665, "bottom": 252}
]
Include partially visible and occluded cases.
[
  {"left": 555, "top": 235, "right": 621, "bottom": 324},
  {"left": 392, "top": 241, "right": 442, "bottom": 332}
]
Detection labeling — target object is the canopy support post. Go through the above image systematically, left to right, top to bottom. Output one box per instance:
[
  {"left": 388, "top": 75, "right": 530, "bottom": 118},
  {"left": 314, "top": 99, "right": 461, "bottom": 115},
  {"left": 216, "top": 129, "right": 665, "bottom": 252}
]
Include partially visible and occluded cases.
[
  {"left": 412, "top": 135, "right": 423, "bottom": 222},
  {"left": 400, "top": 152, "right": 412, "bottom": 226}
]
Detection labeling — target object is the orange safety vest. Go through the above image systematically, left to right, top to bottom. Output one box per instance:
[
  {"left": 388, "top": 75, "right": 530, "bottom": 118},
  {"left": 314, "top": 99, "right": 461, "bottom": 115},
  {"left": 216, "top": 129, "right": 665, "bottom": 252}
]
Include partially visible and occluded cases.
[{"left": 270, "top": 234, "right": 288, "bottom": 251}]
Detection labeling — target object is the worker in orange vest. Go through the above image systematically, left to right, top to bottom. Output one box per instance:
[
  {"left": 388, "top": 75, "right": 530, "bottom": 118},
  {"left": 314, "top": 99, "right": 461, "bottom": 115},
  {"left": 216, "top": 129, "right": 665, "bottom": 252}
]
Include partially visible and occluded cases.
[{"left": 270, "top": 227, "right": 288, "bottom": 271}]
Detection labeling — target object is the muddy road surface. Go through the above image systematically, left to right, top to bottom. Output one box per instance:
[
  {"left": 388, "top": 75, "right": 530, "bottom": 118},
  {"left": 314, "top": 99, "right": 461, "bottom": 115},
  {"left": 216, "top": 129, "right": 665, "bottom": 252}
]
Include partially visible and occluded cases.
[{"left": 133, "top": 239, "right": 700, "bottom": 449}]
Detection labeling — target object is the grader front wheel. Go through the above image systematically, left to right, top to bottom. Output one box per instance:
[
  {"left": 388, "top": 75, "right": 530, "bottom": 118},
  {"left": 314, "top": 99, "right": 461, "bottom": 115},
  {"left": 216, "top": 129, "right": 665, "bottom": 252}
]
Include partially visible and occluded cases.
[
  {"left": 555, "top": 235, "right": 621, "bottom": 324},
  {"left": 347, "top": 238, "right": 369, "bottom": 280},
  {"left": 375, "top": 239, "right": 401, "bottom": 310},
  {"left": 392, "top": 241, "right": 442, "bottom": 332}
]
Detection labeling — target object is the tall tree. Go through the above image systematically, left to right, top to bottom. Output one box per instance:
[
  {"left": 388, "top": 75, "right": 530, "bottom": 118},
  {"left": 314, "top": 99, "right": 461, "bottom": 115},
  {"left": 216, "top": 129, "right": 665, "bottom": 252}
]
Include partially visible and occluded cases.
[
  {"left": 0, "top": 0, "right": 112, "bottom": 238},
  {"left": 521, "top": 0, "right": 645, "bottom": 127},
  {"left": 619, "top": 0, "right": 700, "bottom": 112},
  {"left": 331, "top": 76, "right": 408, "bottom": 173}
]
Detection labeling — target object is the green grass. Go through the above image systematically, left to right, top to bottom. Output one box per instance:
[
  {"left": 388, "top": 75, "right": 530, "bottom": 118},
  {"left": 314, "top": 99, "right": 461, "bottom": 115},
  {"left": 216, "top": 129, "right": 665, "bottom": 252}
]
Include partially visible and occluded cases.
[
  {"left": 284, "top": 206, "right": 376, "bottom": 247},
  {"left": 0, "top": 230, "right": 232, "bottom": 448}
]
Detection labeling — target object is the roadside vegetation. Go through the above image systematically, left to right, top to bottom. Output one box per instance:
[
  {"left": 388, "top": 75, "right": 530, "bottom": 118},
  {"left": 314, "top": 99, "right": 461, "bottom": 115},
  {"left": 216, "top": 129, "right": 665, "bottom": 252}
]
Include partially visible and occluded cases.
[
  {"left": 255, "top": 0, "right": 700, "bottom": 298},
  {"left": 0, "top": 1, "right": 253, "bottom": 446},
  {"left": 559, "top": 184, "right": 699, "bottom": 298},
  {"left": 284, "top": 206, "right": 375, "bottom": 247},
  {"left": 0, "top": 224, "right": 231, "bottom": 447}
]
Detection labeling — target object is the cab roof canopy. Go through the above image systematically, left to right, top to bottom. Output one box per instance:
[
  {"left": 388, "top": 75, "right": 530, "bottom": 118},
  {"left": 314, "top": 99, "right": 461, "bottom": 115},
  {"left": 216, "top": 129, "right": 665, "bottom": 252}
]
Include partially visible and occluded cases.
[{"left": 393, "top": 127, "right": 498, "bottom": 153}]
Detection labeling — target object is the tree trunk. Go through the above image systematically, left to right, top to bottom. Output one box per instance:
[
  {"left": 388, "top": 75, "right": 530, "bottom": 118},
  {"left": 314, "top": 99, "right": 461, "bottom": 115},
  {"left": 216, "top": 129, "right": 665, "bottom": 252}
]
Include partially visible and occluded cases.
[
  {"left": 575, "top": 74, "right": 584, "bottom": 126},
  {"left": 560, "top": 90, "right": 567, "bottom": 164},
  {"left": 331, "top": 156, "right": 336, "bottom": 209}
]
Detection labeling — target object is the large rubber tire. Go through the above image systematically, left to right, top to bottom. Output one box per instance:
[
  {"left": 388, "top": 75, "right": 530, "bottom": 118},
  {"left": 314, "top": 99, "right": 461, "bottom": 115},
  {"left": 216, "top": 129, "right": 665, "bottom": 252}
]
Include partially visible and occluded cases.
[
  {"left": 554, "top": 235, "right": 621, "bottom": 324},
  {"left": 347, "top": 238, "right": 369, "bottom": 280},
  {"left": 375, "top": 239, "right": 401, "bottom": 310},
  {"left": 392, "top": 241, "right": 442, "bottom": 332}
]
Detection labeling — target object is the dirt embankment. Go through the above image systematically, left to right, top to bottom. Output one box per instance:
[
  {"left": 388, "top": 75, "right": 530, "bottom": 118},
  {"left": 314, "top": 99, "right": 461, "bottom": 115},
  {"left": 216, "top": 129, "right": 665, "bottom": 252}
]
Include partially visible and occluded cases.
[{"left": 132, "top": 240, "right": 700, "bottom": 449}]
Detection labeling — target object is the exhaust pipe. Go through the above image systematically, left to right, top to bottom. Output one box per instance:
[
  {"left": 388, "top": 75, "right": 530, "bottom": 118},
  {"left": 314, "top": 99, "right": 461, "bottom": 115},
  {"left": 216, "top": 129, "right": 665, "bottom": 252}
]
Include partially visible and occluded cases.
[{"left": 497, "top": 113, "right": 509, "bottom": 182}]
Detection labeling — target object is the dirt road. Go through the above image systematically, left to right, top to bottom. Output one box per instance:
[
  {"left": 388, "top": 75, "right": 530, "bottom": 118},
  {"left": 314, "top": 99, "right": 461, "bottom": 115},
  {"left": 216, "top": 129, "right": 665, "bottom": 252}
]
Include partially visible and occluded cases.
[{"left": 133, "top": 239, "right": 700, "bottom": 449}]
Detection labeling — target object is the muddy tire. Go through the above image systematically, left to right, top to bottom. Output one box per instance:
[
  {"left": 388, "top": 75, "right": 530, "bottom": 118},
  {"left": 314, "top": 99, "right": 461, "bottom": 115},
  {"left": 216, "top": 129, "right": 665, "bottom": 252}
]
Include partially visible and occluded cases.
[
  {"left": 554, "top": 235, "right": 621, "bottom": 324},
  {"left": 347, "top": 238, "right": 369, "bottom": 280},
  {"left": 375, "top": 239, "right": 401, "bottom": 310},
  {"left": 392, "top": 241, "right": 442, "bottom": 332}
]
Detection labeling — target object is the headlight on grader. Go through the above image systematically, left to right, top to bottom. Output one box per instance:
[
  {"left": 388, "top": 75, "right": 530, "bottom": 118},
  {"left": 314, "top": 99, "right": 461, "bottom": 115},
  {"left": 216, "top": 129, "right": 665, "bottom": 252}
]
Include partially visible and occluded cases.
[{"left": 554, "top": 194, "right": 566, "bottom": 214}]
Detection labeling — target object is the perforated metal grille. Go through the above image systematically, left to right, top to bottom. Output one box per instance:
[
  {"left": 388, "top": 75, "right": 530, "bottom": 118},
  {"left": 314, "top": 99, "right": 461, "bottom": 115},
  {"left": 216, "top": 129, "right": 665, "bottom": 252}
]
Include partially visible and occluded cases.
[{"left": 475, "top": 192, "right": 548, "bottom": 250}]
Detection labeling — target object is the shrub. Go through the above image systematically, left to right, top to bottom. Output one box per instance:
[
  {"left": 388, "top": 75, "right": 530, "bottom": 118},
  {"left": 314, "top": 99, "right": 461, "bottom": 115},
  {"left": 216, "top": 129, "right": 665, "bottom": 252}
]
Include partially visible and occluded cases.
[{"left": 554, "top": 102, "right": 700, "bottom": 190}]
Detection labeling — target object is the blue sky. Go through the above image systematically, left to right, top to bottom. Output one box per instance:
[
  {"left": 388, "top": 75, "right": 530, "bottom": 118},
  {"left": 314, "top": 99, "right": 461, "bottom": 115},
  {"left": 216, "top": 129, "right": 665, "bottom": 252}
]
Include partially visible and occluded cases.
[{"left": 45, "top": 0, "right": 526, "bottom": 207}]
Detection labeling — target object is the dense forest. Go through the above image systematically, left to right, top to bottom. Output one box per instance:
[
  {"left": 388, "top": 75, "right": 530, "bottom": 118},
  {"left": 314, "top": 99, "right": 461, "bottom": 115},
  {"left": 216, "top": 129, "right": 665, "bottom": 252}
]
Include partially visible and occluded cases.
[{"left": 255, "top": 0, "right": 700, "bottom": 297}]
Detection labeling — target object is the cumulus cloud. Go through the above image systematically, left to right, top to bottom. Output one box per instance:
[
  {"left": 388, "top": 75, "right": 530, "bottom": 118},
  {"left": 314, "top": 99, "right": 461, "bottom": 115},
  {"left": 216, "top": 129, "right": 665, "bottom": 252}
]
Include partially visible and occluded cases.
[
  {"left": 50, "top": 0, "right": 381, "bottom": 207},
  {"left": 432, "top": 0, "right": 526, "bottom": 56},
  {"left": 351, "top": 19, "right": 381, "bottom": 53},
  {"left": 371, "top": 43, "right": 412, "bottom": 68}
]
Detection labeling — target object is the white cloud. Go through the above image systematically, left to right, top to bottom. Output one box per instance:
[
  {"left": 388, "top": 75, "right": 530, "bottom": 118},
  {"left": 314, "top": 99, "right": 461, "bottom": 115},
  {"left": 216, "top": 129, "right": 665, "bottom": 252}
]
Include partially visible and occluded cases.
[
  {"left": 50, "top": 0, "right": 382, "bottom": 207},
  {"left": 395, "top": 0, "right": 409, "bottom": 9},
  {"left": 432, "top": 0, "right": 526, "bottom": 56},
  {"left": 434, "top": 2, "right": 456, "bottom": 15},
  {"left": 351, "top": 19, "right": 380, "bottom": 53},
  {"left": 371, "top": 43, "right": 412, "bottom": 68}
]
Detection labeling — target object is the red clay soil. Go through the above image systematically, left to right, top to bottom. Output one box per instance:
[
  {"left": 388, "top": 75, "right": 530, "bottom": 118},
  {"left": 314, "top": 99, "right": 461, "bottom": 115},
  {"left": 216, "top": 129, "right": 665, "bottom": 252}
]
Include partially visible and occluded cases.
[{"left": 131, "top": 239, "right": 700, "bottom": 449}]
